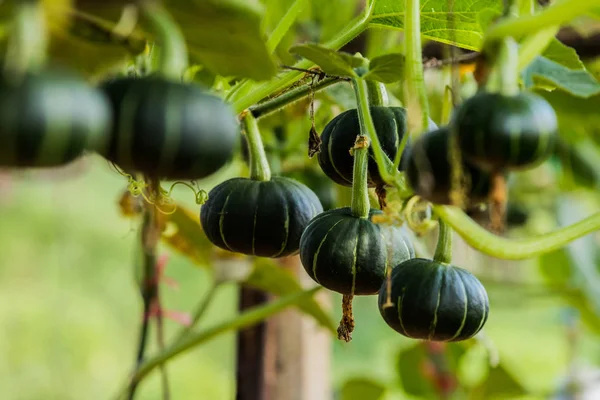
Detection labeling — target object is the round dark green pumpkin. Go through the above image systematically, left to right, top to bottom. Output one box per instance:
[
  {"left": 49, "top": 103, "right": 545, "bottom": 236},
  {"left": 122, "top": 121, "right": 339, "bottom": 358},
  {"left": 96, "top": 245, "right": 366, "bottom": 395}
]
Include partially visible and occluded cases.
[
  {"left": 0, "top": 69, "right": 111, "bottom": 167},
  {"left": 100, "top": 76, "right": 238, "bottom": 180},
  {"left": 453, "top": 92, "right": 558, "bottom": 172},
  {"left": 318, "top": 107, "right": 436, "bottom": 187},
  {"left": 403, "top": 127, "right": 491, "bottom": 205},
  {"left": 200, "top": 176, "right": 323, "bottom": 258},
  {"left": 299, "top": 208, "right": 415, "bottom": 295},
  {"left": 378, "top": 258, "right": 489, "bottom": 342}
]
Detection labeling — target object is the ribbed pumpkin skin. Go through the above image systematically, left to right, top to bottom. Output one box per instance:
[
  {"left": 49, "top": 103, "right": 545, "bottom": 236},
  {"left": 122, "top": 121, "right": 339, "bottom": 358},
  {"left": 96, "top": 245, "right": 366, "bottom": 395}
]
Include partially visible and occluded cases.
[
  {"left": 0, "top": 69, "right": 111, "bottom": 167},
  {"left": 100, "top": 77, "right": 238, "bottom": 180},
  {"left": 454, "top": 92, "right": 558, "bottom": 172},
  {"left": 318, "top": 107, "right": 418, "bottom": 187},
  {"left": 403, "top": 127, "right": 491, "bottom": 205},
  {"left": 200, "top": 177, "right": 323, "bottom": 258},
  {"left": 299, "top": 208, "right": 415, "bottom": 295},
  {"left": 378, "top": 258, "right": 489, "bottom": 342}
]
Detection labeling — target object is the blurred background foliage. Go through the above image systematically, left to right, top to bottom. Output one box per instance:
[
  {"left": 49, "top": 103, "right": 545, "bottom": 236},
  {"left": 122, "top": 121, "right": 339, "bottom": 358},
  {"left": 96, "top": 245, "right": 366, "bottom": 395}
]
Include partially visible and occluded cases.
[{"left": 0, "top": 0, "right": 600, "bottom": 399}]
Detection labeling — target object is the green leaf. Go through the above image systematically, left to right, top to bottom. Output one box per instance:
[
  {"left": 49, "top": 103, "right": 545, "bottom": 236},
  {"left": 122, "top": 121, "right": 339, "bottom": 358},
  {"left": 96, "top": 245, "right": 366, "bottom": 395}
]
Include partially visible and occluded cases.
[
  {"left": 162, "top": 0, "right": 277, "bottom": 81},
  {"left": 370, "top": 0, "right": 503, "bottom": 51},
  {"left": 524, "top": 39, "right": 600, "bottom": 98},
  {"left": 289, "top": 43, "right": 364, "bottom": 76},
  {"left": 363, "top": 52, "right": 405, "bottom": 83},
  {"left": 537, "top": 90, "right": 600, "bottom": 141},
  {"left": 244, "top": 258, "right": 337, "bottom": 334},
  {"left": 397, "top": 344, "right": 436, "bottom": 397},
  {"left": 477, "top": 364, "right": 527, "bottom": 397},
  {"left": 339, "top": 377, "right": 386, "bottom": 400}
]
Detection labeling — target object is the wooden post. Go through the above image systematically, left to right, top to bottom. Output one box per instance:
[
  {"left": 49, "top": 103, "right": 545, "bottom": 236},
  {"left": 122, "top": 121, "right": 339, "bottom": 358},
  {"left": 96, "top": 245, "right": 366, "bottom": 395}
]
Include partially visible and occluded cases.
[{"left": 235, "top": 255, "right": 331, "bottom": 400}]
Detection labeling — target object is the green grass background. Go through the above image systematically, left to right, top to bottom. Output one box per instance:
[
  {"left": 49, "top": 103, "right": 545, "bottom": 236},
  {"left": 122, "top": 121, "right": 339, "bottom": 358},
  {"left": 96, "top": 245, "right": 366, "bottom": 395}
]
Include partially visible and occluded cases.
[{"left": 0, "top": 156, "right": 599, "bottom": 400}]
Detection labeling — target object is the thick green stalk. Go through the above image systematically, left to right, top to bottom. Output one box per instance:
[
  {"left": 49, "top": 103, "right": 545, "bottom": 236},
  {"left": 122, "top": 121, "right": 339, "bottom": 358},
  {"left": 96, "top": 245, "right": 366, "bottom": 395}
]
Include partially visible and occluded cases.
[
  {"left": 5, "top": 0, "right": 47, "bottom": 74},
  {"left": 266, "top": 0, "right": 307, "bottom": 53},
  {"left": 404, "top": 0, "right": 430, "bottom": 134},
  {"left": 484, "top": 0, "right": 600, "bottom": 44},
  {"left": 140, "top": 1, "right": 188, "bottom": 80},
  {"left": 231, "top": 2, "right": 375, "bottom": 113},
  {"left": 497, "top": 37, "right": 519, "bottom": 96},
  {"left": 249, "top": 77, "right": 344, "bottom": 119},
  {"left": 352, "top": 77, "right": 395, "bottom": 184},
  {"left": 366, "top": 80, "right": 388, "bottom": 107},
  {"left": 242, "top": 112, "right": 271, "bottom": 181},
  {"left": 350, "top": 136, "right": 370, "bottom": 219},
  {"left": 433, "top": 205, "right": 600, "bottom": 260},
  {"left": 433, "top": 219, "right": 452, "bottom": 264},
  {"left": 122, "top": 287, "right": 322, "bottom": 393}
]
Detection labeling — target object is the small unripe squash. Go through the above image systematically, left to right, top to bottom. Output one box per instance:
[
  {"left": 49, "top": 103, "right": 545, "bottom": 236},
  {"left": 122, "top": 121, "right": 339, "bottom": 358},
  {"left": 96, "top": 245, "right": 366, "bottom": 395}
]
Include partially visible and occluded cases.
[
  {"left": 0, "top": 69, "right": 111, "bottom": 167},
  {"left": 100, "top": 76, "right": 239, "bottom": 180},
  {"left": 453, "top": 92, "right": 558, "bottom": 172},
  {"left": 403, "top": 127, "right": 491, "bottom": 206},
  {"left": 200, "top": 177, "right": 323, "bottom": 258},
  {"left": 300, "top": 208, "right": 415, "bottom": 295},
  {"left": 378, "top": 258, "right": 489, "bottom": 342}
]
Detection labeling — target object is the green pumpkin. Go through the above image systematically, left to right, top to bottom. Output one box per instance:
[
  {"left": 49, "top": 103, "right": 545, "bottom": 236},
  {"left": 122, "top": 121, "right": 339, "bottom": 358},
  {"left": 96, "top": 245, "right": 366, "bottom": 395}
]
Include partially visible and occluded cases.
[
  {"left": 0, "top": 69, "right": 111, "bottom": 167},
  {"left": 100, "top": 76, "right": 239, "bottom": 180},
  {"left": 453, "top": 92, "right": 558, "bottom": 172},
  {"left": 318, "top": 107, "right": 422, "bottom": 188},
  {"left": 403, "top": 127, "right": 491, "bottom": 206},
  {"left": 200, "top": 177, "right": 323, "bottom": 258},
  {"left": 299, "top": 208, "right": 415, "bottom": 295},
  {"left": 378, "top": 258, "right": 489, "bottom": 342}
]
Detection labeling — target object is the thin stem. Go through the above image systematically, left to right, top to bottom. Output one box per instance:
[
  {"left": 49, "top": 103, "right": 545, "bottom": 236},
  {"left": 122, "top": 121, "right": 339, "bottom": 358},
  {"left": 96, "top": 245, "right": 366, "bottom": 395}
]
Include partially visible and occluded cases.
[
  {"left": 5, "top": 0, "right": 47, "bottom": 74},
  {"left": 266, "top": 0, "right": 307, "bottom": 53},
  {"left": 404, "top": 0, "right": 430, "bottom": 134},
  {"left": 483, "top": 0, "right": 600, "bottom": 45},
  {"left": 139, "top": 1, "right": 188, "bottom": 80},
  {"left": 231, "top": 2, "right": 375, "bottom": 113},
  {"left": 497, "top": 37, "right": 519, "bottom": 97},
  {"left": 249, "top": 76, "right": 345, "bottom": 119},
  {"left": 351, "top": 77, "right": 395, "bottom": 184},
  {"left": 366, "top": 80, "right": 388, "bottom": 107},
  {"left": 241, "top": 112, "right": 271, "bottom": 181},
  {"left": 350, "top": 136, "right": 370, "bottom": 219},
  {"left": 433, "top": 205, "right": 600, "bottom": 260},
  {"left": 433, "top": 218, "right": 453, "bottom": 264},
  {"left": 172, "top": 282, "right": 220, "bottom": 343},
  {"left": 121, "top": 287, "right": 322, "bottom": 394},
  {"left": 155, "top": 296, "right": 169, "bottom": 399}
]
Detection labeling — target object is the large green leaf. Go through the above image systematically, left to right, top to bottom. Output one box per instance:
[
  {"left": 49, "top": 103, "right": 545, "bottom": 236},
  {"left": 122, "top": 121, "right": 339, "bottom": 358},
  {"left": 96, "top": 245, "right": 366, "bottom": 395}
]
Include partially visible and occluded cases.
[
  {"left": 370, "top": 0, "right": 503, "bottom": 51},
  {"left": 362, "top": 52, "right": 405, "bottom": 83},
  {"left": 523, "top": 56, "right": 600, "bottom": 98},
  {"left": 244, "top": 258, "right": 337, "bottom": 334},
  {"left": 339, "top": 377, "right": 386, "bottom": 400}
]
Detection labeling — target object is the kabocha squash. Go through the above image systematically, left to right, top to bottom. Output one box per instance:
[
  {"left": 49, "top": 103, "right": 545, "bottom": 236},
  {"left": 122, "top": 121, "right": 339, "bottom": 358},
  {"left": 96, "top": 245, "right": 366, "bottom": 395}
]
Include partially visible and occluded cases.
[
  {"left": 0, "top": 69, "right": 111, "bottom": 167},
  {"left": 100, "top": 76, "right": 239, "bottom": 180},
  {"left": 453, "top": 92, "right": 558, "bottom": 172},
  {"left": 318, "top": 107, "right": 432, "bottom": 187},
  {"left": 403, "top": 127, "right": 492, "bottom": 206},
  {"left": 200, "top": 177, "right": 323, "bottom": 258},
  {"left": 299, "top": 207, "right": 415, "bottom": 295},
  {"left": 378, "top": 258, "right": 489, "bottom": 341}
]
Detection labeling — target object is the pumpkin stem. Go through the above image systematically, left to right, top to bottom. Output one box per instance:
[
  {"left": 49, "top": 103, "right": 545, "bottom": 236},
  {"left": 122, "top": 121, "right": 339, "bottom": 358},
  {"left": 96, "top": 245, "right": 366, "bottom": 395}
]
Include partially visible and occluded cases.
[
  {"left": 4, "top": 0, "right": 47, "bottom": 76},
  {"left": 139, "top": 0, "right": 188, "bottom": 81},
  {"left": 403, "top": 0, "right": 431, "bottom": 135},
  {"left": 496, "top": 37, "right": 520, "bottom": 97},
  {"left": 365, "top": 80, "right": 388, "bottom": 107},
  {"left": 241, "top": 111, "right": 272, "bottom": 182},
  {"left": 350, "top": 135, "right": 371, "bottom": 219},
  {"left": 433, "top": 218, "right": 453, "bottom": 264},
  {"left": 337, "top": 294, "right": 355, "bottom": 342}
]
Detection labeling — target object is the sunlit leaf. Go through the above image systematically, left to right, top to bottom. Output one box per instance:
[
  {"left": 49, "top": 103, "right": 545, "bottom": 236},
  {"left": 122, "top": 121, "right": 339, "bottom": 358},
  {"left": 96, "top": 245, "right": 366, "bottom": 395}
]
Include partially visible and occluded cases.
[
  {"left": 370, "top": 0, "right": 503, "bottom": 51},
  {"left": 289, "top": 43, "right": 364, "bottom": 77},
  {"left": 363, "top": 52, "right": 404, "bottom": 83},
  {"left": 523, "top": 56, "right": 600, "bottom": 98},
  {"left": 244, "top": 258, "right": 337, "bottom": 334},
  {"left": 476, "top": 364, "right": 527, "bottom": 397},
  {"left": 339, "top": 377, "right": 386, "bottom": 400}
]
